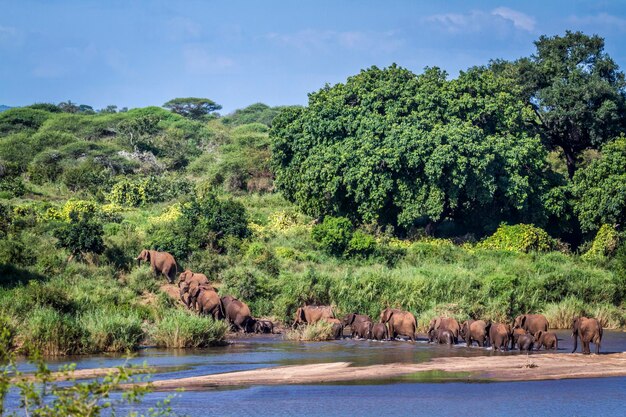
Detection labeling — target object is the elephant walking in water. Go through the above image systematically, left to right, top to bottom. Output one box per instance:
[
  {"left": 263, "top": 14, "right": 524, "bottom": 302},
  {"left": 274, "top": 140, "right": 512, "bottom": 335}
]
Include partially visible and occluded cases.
[
  {"left": 136, "top": 249, "right": 177, "bottom": 283},
  {"left": 221, "top": 295, "right": 253, "bottom": 332},
  {"left": 379, "top": 308, "right": 417, "bottom": 342},
  {"left": 513, "top": 314, "right": 549, "bottom": 335},
  {"left": 428, "top": 317, "right": 460, "bottom": 344},
  {"left": 572, "top": 317, "right": 602, "bottom": 354},
  {"left": 460, "top": 320, "right": 488, "bottom": 347}
]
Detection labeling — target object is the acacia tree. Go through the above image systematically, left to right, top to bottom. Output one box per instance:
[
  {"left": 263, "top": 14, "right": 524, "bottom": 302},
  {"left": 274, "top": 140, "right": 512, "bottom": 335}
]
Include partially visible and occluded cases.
[
  {"left": 505, "top": 31, "right": 626, "bottom": 178},
  {"left": 271, "top": 65, "right": 551, "bottom": 235},
  {"left": 163, "top": 97, "right": 222, "bottom": 120}
]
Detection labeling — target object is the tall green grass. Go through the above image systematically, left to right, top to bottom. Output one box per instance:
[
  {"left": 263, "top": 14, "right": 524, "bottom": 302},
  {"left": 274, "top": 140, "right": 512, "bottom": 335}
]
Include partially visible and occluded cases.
[
  {"left": 79, "top": 309, "right": 144, "bottom": 352},
  {"left": 150, "top": 309, "right": 228, "bottom": 348},
  {"left": 285, "top": 321, "right": 335, "bottom": 341}
]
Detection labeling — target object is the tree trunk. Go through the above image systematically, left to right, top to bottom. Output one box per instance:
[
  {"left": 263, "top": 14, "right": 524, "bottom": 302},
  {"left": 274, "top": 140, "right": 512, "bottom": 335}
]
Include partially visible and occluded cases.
[{"left": 564, "top": 148, "right": 577, "bottom": 179}]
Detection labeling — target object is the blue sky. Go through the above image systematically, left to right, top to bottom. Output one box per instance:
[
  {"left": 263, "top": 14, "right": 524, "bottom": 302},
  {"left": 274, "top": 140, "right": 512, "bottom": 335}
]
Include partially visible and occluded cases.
[{"left": 2, "top": 0, "right": 626, "bottom": 113}]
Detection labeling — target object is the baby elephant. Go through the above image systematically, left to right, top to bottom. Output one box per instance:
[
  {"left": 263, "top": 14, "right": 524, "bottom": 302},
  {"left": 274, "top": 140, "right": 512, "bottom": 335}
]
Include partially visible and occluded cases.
[
  {"left": 254, "top": 320, "right": 274, "bottom": 334},
  {"left": 352, "top": 321, "right": 372, "bottom": 339},
  {"left": 371, "top": 323, "right": 388, "bottom": 341},
  {"left": 433, "top": 329, "right": 455, "bottom": 345},
  {"left": 534, "top": 330, "right": 558, "bottom": 351},
  {"left": 517, "top": 333, "right": 534, "bottom": 351}
]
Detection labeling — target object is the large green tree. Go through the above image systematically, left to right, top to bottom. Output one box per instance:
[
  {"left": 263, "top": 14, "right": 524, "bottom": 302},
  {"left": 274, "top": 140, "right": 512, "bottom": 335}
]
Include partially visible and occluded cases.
[
  {"left": 501, "top": 31, "right": 626, "bottom": 178},
  {"left": 271, "top": 65, "right": 551, "bottom": 235},
  {"left": 163, "top": 97, "right": 221, "bottom": 120},
  {"left": 572, "top": 136, "right": 626, "bottom": 233}
]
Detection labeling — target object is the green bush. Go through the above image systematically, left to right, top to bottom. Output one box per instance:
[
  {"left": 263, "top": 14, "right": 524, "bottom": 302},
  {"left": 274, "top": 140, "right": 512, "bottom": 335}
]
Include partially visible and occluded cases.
[
  {"left": 0, "top": 107, "right": 51, "bottom": 134},
  {"left": 53, "top": 213, "right": 105, "bottom": 260},
  {"left": 311, "top": 216, "right": 354, "bottom": 256},
  {"left": 478, "top": 224, "right": 557, "bottom": 253},
  {"left": 582, "top": 224, "right": 620, "bottom": 260},
  {"left": 346, "top": 230, "right": 377, "bottom": 258},
  {"left": 245, "top": 242, "right": 279, "bottom": 276},
  {"left": 125, "top": 266, "right": 159, "bottom": 295},
  {"left": 222, "top": 266, "right": 262, "bottom": 300},
  {"left": 542, "top": 297, "right": 586, "bottom": 328},
  {"left": 19, "top": 307, "right": 84, "bottom": 355},
  {"left": 79, "top": 309, "right": 144, "bottom": 352},
  {"left": 150, "top": 309, "right": 228, "bottom": 348},
  {"left": 284, "top": 320, "right": 335, "bottom": 341}
]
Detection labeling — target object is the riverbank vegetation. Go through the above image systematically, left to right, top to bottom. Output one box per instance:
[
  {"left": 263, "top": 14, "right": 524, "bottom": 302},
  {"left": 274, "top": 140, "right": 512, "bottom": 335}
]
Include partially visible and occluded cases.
[{"left": 1, "top": 31, "right": 626, "bottom": 356}]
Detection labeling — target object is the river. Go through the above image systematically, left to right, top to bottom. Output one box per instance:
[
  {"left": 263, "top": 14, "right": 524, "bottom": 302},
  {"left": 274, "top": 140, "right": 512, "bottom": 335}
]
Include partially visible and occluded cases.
[{"left": 9, "top": 330, "right": 626, "bottom": 416}]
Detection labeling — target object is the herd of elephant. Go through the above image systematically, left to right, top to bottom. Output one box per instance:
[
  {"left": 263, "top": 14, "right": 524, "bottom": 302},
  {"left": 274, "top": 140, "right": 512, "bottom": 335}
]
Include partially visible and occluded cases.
[
  {"left": 136, "top": 249, "right": 604, "bottom": 354},
  {"left": 294, "top": 305, "right": 604, "bottom": 354}
]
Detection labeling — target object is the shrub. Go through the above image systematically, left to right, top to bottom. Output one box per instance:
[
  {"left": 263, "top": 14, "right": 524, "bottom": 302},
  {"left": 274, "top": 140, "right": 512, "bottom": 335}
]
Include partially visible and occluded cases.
[
  {"left": 61, "top": 159, "right": 112, "bottom": 192},
  {"left": 0, "top": 177, "right": 26, "bottom": 197},
  {"left": 53, "top": 213, "right": 105, "bottom": 260},
  {"left": 311, "top": 216, "right": 354, "bottom": 256},
  {"left": 478, "top": 224, "right": 557, "bottom": 253},
  {"left": 582, "top": 224, "right": 620, "bottom": 260},
  {"left": 346, "top": 230, "right": 377, "bottom": 258},
  {"left": 245, "top": 242, "right": 279, "bottom": 276},
  {"left": 125, "top": 266, "right": 159, "bottom": 295},
  {"left": 222, "top": 266, "right": 262, "bottom": 300},
  {"left": 542, "top": 297, "right": 586, "bottom": 329},
  {"left": 591, "top": 304, "right": 625, "bottom": 329},
  {"left": 19, "top": 307, "right": 84, "bottom": 355},
  {"left": 79, "top": 309, "right": 144, "bottom": 352},
  {"left": 150, "top": 309, "right": 227, "bottom": 348},
  {"left": 284, "top": 321, "right": 335, "bottom": 341}
]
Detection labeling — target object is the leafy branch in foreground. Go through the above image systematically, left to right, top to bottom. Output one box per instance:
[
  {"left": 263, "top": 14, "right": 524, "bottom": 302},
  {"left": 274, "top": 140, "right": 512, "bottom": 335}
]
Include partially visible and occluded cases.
[{"left": 0, "top": 329, "right": 180, "bottom": 417}]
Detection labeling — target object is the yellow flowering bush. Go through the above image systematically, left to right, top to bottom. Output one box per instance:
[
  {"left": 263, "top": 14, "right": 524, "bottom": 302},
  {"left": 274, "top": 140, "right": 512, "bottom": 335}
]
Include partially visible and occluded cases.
[
  {"left": 148, "top": 204, "right": 183, "bottom": 225},
  {"left": 478, "top": 223, "right": 556, "bottom": 253},
  {"left": 582, "top": 224, "right": 620, "bottom": 260}
]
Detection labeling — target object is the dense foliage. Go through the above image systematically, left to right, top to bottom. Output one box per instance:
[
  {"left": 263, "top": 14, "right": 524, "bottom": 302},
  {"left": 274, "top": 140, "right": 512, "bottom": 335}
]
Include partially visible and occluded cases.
[
  {"left": 1, "top": 31, "right": 626, "bottom": 360},
  {"left": 271, "top": 65, "right": 552, "bottom": 236}
]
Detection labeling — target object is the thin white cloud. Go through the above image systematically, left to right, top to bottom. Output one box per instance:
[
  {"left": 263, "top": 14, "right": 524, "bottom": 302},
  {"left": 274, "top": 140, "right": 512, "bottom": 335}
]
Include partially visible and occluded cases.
[
  {"left": 425, "top": 7, "right": 536, "bottom": 34},
  {"left": 492, "top": 7, "right": 536, "bottom": 32},
  {"left": 569, "top": 13, "right": 626, "bottom": 31},
  {"left": 265, "top": 29, "right": 403, "bottom": 53},
  {"left": 182, "top": 45, "right": 235, "bottom": 74}
]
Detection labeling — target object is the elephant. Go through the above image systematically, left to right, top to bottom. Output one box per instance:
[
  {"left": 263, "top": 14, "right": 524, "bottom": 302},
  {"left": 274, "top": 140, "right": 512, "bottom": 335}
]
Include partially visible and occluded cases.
[
  {"left": 136, "top": 249, "right": 178, "bottom": 283},
  {"left": 178, "top": 271, "right": 213, "bottom": 310},
  {"left": 196, "top": 287, "right": 223, "bottom": 320},
  {"left": 221, "top": 295, "right": 253, "bottom": 332},
  {"left": 292, "top": 305, "right": 335, "bottom": 328},
  {"left": 379, "top": 308, "right": 417, "bottom": 342},
  {"left": 342, "top": 313, "right": 372, "bottom": 328},
  {"left": 513, "top": 314, "right": 549, "bottom": 335},
  {"left": 428, "top": 317, "right": 460, "bottom": 344},
  {"left": 572, "top": 317, "right": 602, "bottom": 354},
  {"left": 254, "top": 319, "right": 274, "bottom": 334},
  {"left": 352, "top": 320, "right": 372, "bottom": 339},
  {"left": 460, "top": 320, "right": 488, "bottom": 347},
  {"left": 488, "top": 322, "right": 512, "bottom": 351},
  {"left": 371, "top": 323, "right": 388, "bottom": 341},
  {"left": 433, "top": 328, "right": 454, "bottom": 345},
  {"left": 511, "top": 328, "right": 528, "bottom": 350},
  {"left": 534, "top": 330, "right": 558, "bottom": 351},
  {"left": 517, "top": 334, "right": 534, "bottom": 351}
]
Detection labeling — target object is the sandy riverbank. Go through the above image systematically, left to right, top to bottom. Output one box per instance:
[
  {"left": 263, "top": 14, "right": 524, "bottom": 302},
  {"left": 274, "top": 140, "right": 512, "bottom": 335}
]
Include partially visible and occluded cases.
[{"left": 141, "top": 352, "right": 626, "bottom": 390}]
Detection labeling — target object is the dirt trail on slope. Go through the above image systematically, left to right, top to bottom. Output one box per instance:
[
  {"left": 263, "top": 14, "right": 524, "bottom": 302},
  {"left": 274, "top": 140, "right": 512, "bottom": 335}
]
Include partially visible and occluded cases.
[{"left": 143, "top": 352, "right": 626, "bottom": 390}]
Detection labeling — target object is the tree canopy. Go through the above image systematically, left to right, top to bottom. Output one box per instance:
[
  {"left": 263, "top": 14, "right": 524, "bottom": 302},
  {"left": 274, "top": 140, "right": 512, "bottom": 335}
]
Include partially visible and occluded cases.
[
  {"left": 499, "top": 31, "right": 626, "bottom": 178},
  {"left": 271, "top": 65, "right": 552, "bottom": 235},
  {"left": 163, "top": 97, "right": 222, "bottom": 120},
  {"left": 572, "top": 136, "right": 626, "bottom": 232}
]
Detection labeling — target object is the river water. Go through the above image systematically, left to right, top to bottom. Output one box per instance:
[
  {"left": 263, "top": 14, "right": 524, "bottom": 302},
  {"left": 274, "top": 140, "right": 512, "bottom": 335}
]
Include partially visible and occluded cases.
[{"left": 9, "top": 330, "right": 626, "bottom": 416}]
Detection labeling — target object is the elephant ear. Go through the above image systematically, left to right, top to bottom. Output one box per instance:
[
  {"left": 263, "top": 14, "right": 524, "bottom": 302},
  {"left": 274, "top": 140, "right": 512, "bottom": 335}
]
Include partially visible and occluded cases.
[
  {"left": 520, "top": 315, "right": 527, "bottom": 328},
  {"left": 434, "top": 317, "right": 441, "bottom": 329},
  {"left": 535, "top": 330, "right": 543, "bottom": 341}
]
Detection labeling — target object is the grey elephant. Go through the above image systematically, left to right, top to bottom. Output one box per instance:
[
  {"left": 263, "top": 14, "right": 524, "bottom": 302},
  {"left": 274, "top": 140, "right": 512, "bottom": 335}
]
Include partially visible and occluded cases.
[
  {"left": 136, "top": 249, "right": 177, "bottom": 283},
  {"left": 221, "top": 295, "right": 253, "bottom": 332},
  {"left": 379, "top": 308, "right": 417, "bottom": 342},
  {"left": 513, "top": 314, "right": 548, "bottom": 335},
  {"left": 572, "top": 317, "right": 602, "bottom": 354},
  {"left": 352, "top": 320, "right": 372, "bottom": 339},
  {"left": 371, "top": 323, "right": 388, "bottom": 341},
  {"left": 534, "top": 330, "right": 558, "bottom": 351}
]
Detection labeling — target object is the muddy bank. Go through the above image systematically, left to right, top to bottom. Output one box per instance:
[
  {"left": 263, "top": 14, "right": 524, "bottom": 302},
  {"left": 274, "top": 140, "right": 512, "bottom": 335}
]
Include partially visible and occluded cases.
[{"left": 143, "top": 352, "right": 626, "bottom": 390}]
